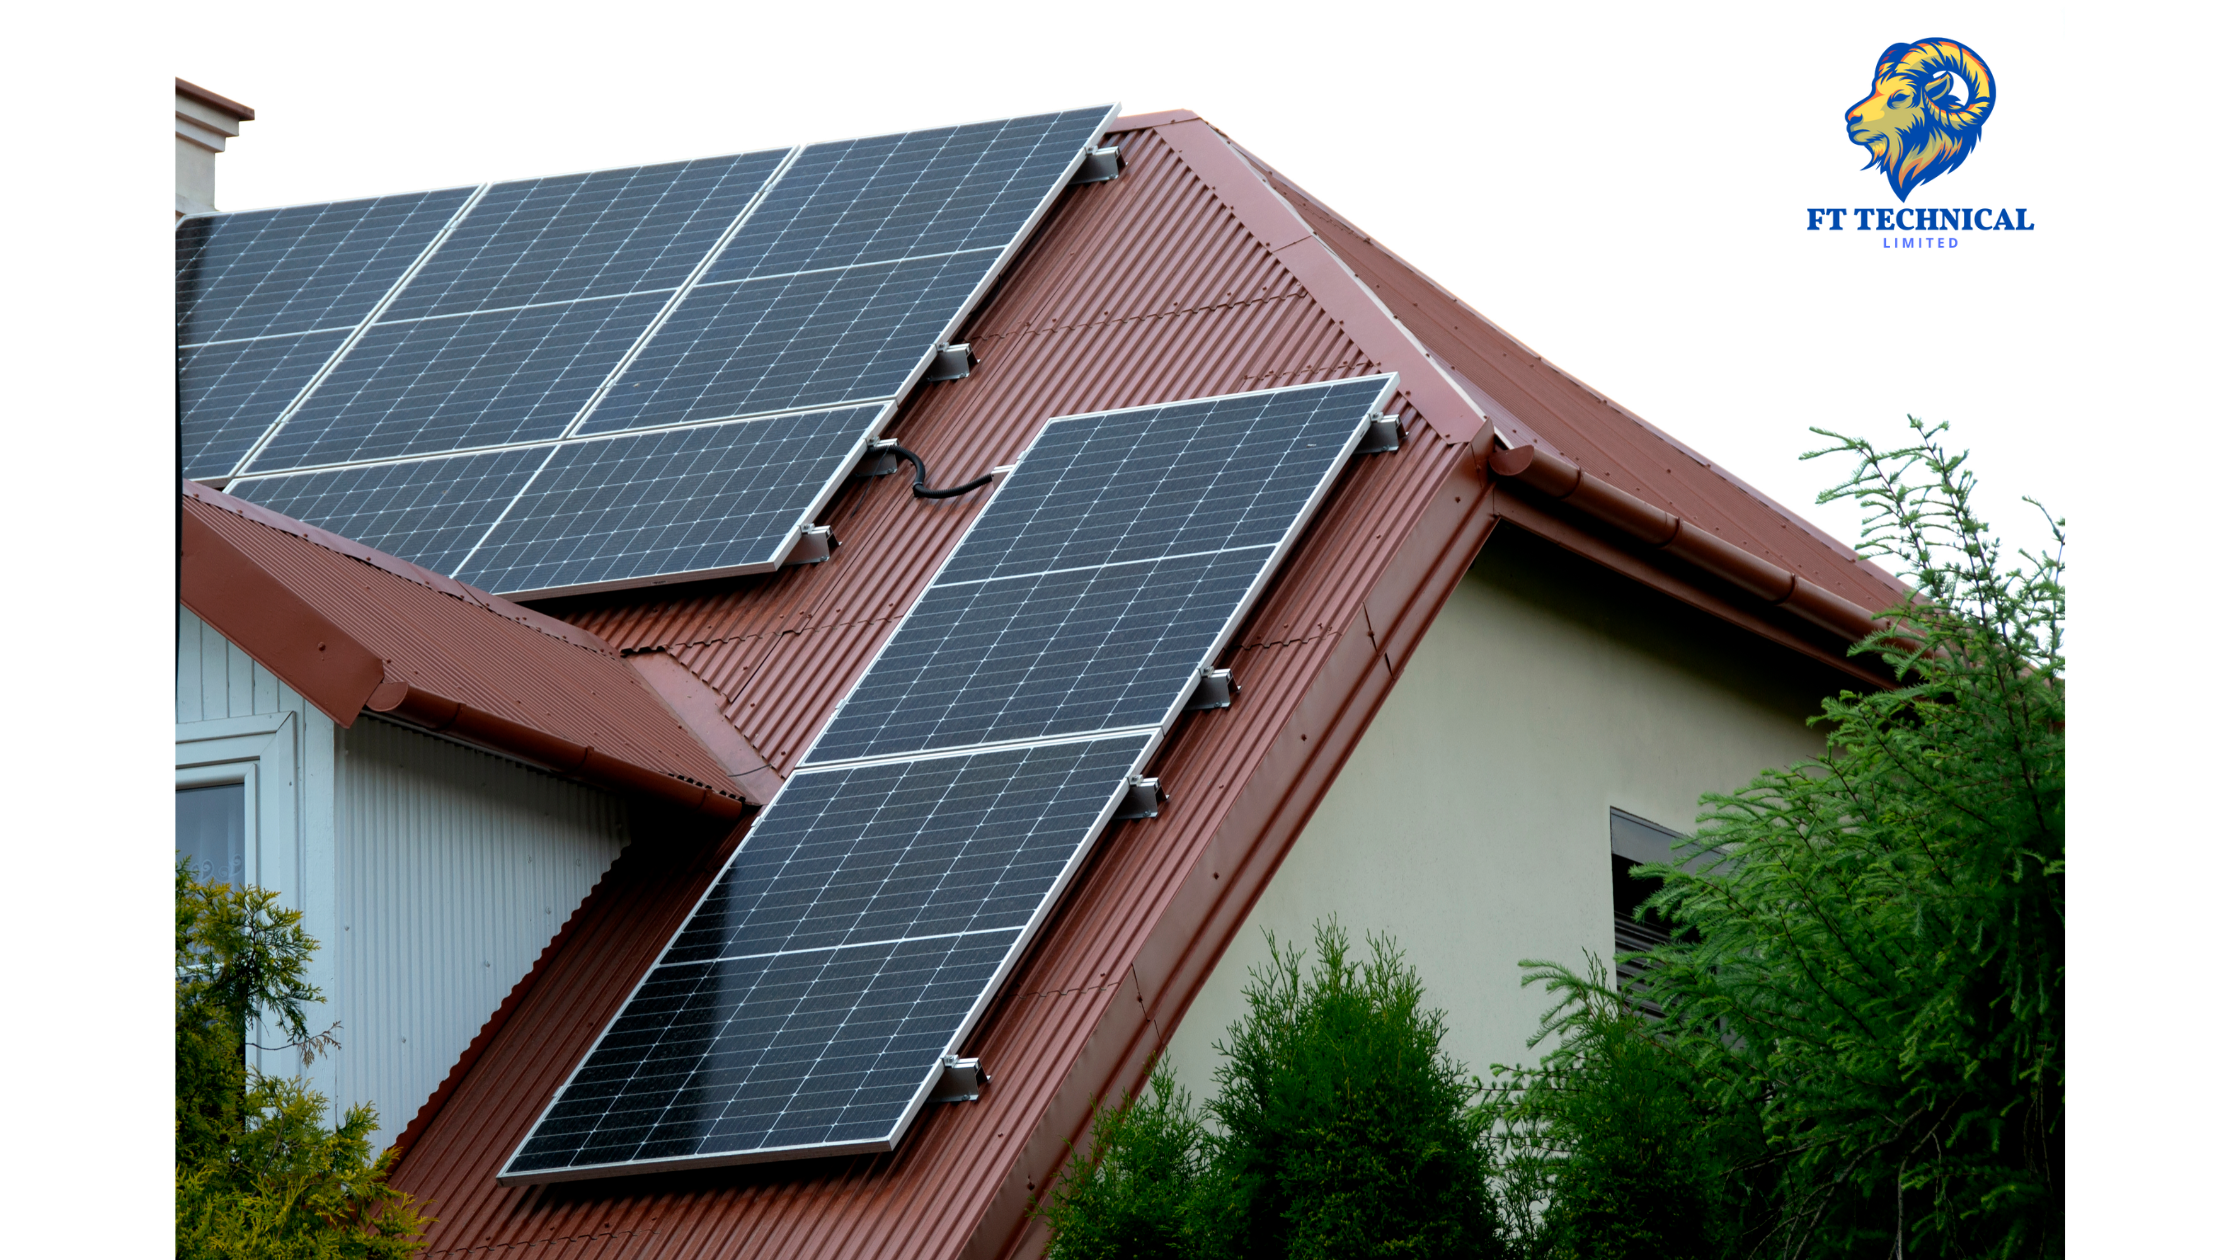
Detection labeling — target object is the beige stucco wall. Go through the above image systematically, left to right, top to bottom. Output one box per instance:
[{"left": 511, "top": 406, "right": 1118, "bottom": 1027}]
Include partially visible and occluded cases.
[{"left": 1165, "top": 526, "right": 1841, "bottom": 1096}]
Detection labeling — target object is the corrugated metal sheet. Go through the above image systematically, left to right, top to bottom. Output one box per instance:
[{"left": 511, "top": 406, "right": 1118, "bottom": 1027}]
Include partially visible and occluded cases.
[
  {"left": 387, "top": 113, "right": 1884, "bottom": 1260},
  {"left": 184, "top": 490, "right": 742, "bottom": 804},
  {"left": 332, "top": 715, "right": 631, "bottom": 1151}
]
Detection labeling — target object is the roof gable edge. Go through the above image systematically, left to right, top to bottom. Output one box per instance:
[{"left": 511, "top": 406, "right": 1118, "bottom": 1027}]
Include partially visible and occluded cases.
[
  {"left": 1146, "top": 119, "right": 1502, "bottom": 451},
  {"left": 180, "top": 505, "right": 387, "bottom": 726}
]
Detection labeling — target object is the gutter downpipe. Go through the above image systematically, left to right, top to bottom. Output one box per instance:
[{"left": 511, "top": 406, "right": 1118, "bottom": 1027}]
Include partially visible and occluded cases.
[{"left": 1488, "top": 445, "right": 1883, "bottom": 644}]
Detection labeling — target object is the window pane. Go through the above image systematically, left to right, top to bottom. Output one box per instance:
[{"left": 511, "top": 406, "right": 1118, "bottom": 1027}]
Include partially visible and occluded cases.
[{"left": 177, "top": 782, "right": 246, "bottom": 886}]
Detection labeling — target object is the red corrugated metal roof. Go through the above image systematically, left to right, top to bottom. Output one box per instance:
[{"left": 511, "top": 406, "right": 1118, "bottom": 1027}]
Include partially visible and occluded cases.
[
  {"left": 385, "top": 112, "right": 1886, "bottom": 1259},
  {"left": 181, "top": 485, "right": 745, "bottom": 817}
]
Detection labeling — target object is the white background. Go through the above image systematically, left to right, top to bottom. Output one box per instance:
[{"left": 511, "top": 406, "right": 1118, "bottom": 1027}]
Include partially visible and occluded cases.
[{"left": 6, "top": 0, "right": 2220, "bottom": 1248}]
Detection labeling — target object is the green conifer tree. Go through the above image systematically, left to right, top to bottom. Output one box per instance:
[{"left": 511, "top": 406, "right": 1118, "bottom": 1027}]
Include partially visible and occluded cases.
[
  {"left": 1487, "top": 418, "right": 2063, "bottom": 1259},
  {"left": 175, "top": 864, "right": 432, "bottom": 1258},
  {"left": 1198, "top": 923, "right": 1498, "bottom": 1260},
  {"left": 1040, "top": 925, "right": 1497, "bottom": 1259},
  {"left": 1041, "top": 1060, "right": 1207, "bottom": 1260}
]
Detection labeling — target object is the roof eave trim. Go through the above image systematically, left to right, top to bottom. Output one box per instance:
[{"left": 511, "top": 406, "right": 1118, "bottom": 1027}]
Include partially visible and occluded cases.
[{"left": 1489, "top": 443, "right": 1884, "bottom": 643}]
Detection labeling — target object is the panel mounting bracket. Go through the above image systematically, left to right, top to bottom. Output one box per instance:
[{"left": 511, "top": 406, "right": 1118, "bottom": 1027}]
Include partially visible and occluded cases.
[
  {"left": 1070, "top": 145, "right": 1124, "bottom": 185},
  {"left": 926, "top": 342, "right": 976, "bottom": 382},
  {"left": 1358, "top": 416, "right": 1402, "bottom": 454},
  {"left": 852, "top": 438, "right": 901, "bottom": 479},
  {"left": 782, "top": 525, "right": 837, "bottom": 567},
  {"left": 1185, "top": 668, "right": 1238, "bottom": 711},
  {"left": 1117, "top": 776, "right": 1164, "bottom": 821},
  {"left": 932, "top": 1055, "right": 988, "bottom": 1103}
]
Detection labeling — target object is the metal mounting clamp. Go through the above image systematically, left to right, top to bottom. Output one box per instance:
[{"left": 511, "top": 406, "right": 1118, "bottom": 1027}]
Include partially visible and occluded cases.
[
  {"left": 1070, "top": 145, "right": 1124, "bottom": 185},
  {"left": 926, "top": 342, "right": 976, "bottom": 382},
  {"left": 1359, "top": 416, "right": 1402, "bottom": 454},
  {"left": 852, "top": 438, "right": 901, "bottom": 479},
  {"left": 782, "top": 525, "right": 837, "bottom": 567},
  {"left": 1185, "top": 668, "right": 1238, "bottom": 711},
  {"left": 1117, "top": 776, "right": 1164, "bottom": 821},
  {"left": 932, "top": 1054, "right": 988, "bottom": 1102}
]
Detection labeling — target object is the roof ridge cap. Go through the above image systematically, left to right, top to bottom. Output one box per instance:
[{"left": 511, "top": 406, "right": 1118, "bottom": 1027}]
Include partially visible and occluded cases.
[{"left": 181, "top": 481, "right": 619, "bottom": 656}]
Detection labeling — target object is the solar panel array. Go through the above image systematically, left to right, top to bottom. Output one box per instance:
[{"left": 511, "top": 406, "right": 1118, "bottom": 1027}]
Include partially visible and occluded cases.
[
  {"left": 179, "top": 107, "right": 1117, "bottom": 596},
  {"left": 500, "top": 374, "right": 1398, "bottom": 1183}
]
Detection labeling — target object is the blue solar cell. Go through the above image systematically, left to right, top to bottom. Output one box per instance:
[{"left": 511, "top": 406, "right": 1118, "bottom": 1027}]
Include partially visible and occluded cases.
[
  {"left": 699, "top": 108, "right": 1110, "bottom": 284},
  {"left": 380, "top": 150, "right": 787, "bottom": 321},
  {"left": 176, "top": 188, "right": 472, "bottom": 344},
  {"left": 572, "top": 251, "right": 993, "bottom": 435},
  {"left": 245, "top": 291, "right": 670, "bottom": 471},
  {"left": 177, "top": 331, "right": 350, "bottom": 479},
  {"left": 454, "top": 405, "right": 882, "bottom": 595},
  {"left": 226, "top": 446, "right": 548, "bottom": 577}
]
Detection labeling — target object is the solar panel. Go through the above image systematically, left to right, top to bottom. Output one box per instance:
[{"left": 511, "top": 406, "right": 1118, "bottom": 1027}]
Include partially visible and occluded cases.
[
  {"left": 191, "top": 106, "right": 1116, "bottom": 596},
  {"left": 698, "top": 114, "right": 1111, "bottom": 284},
  {"left": 379, "top": 152, "right": 789, "bottom": 321},
  {"left": 175, "top": 188, "right": 475, "bottom": 344},
  {"left": 175, "top": 189, "right": 476, "bottom": 479},
  {"left": 571, "top": 250, "right": 996, "bottom": 435},
  {"left": 249, "top": 291, "right": 675, "bottom": 469},
  {"left": 178, "top": 331, "right": 354, "bottom": 480},
  {"left": 499, "top": 375, "right": 1399, "bottom": 1183},
  {"left": 809, "top": 379, "right": 1397, "bottom": 763},
  {"left": 454, "top": 406, "right": 883, "bottom": 596},
  {"left": 230, "top": 446, "right": 551, "bottom": 577},
  {"left": 502, "top": 735, "right": 1148, "bottom": 1175}
]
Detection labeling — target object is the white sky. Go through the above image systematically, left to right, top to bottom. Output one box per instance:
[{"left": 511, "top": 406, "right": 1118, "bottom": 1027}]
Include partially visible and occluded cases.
[
  {"left": 6, "top": 1, "right": 2226, "bottom": 1250},
  {"left": 175, "top": 3, "right": 2170, "bottom": 564}
]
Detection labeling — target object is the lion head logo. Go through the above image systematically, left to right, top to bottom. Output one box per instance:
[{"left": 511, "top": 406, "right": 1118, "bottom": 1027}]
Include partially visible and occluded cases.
[{"left": 1846, "top": 38, "right": 1996, "bottom": 201}]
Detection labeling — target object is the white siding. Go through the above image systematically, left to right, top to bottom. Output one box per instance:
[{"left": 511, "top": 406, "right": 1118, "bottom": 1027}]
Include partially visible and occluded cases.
[
  {"left": 1166, "top": 530, "right": 1837, "bottom": 1096},
  {"left": 178, "top": 604, "right": 301, "bottom": 724},
  {"left": 177, "top": 608, "right": 341, "bottom": 1094},
  {"left": 334, "top": 716, "right": 629, "bottom": 1148}
]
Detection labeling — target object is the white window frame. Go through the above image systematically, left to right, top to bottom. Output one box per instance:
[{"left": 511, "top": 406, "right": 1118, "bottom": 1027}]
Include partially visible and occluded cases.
[
  {"left": 177, "top": 711, "right": 309, "bottom": 1075},
  {"left": 175, "top": 712, "right": 298, "bottom": 891}
]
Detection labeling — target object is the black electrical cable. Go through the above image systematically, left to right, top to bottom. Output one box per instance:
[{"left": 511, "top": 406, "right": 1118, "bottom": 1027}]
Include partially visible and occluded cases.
[{"left": 889, "top": 444, "right": 994, "bottom": 499}]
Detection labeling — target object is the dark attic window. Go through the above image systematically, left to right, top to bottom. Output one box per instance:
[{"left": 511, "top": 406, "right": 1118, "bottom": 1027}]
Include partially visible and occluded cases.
[{"left": 1609, "top": 808, "right": 1682, "bottom": 1010}]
